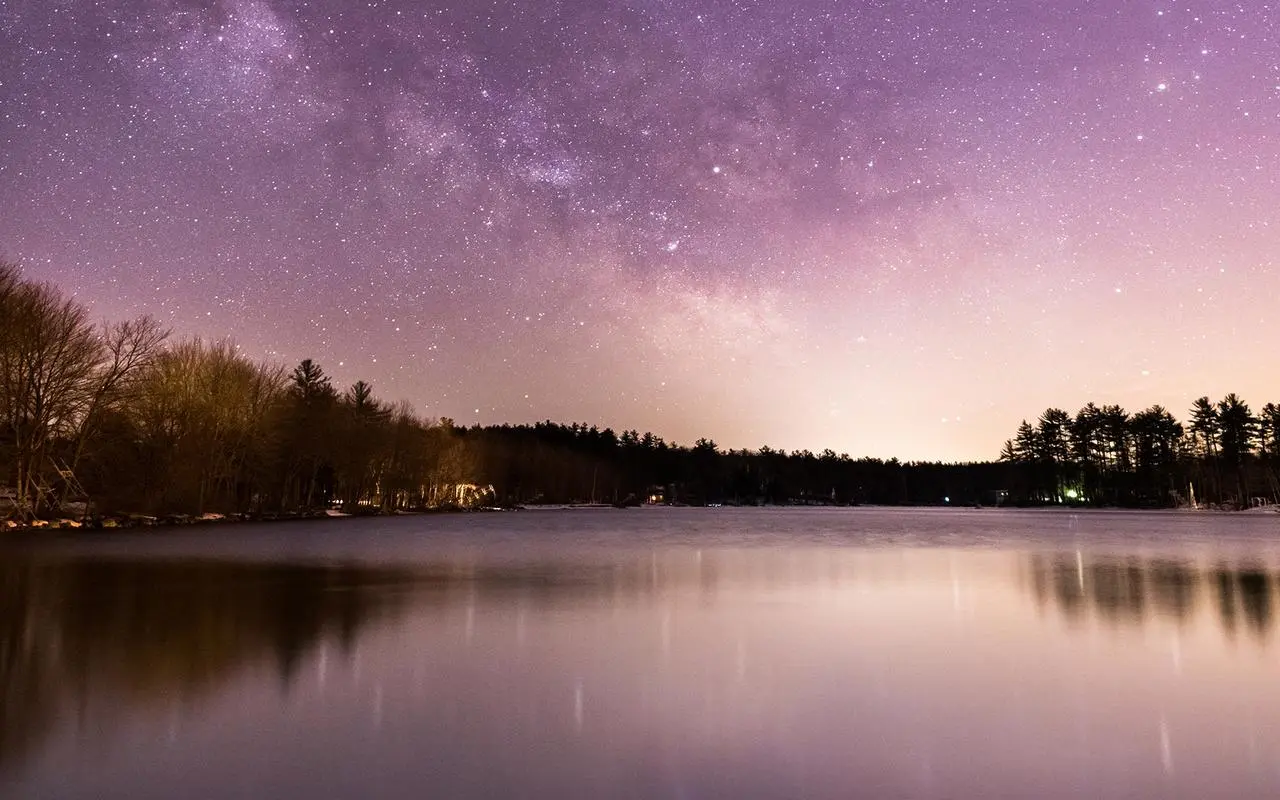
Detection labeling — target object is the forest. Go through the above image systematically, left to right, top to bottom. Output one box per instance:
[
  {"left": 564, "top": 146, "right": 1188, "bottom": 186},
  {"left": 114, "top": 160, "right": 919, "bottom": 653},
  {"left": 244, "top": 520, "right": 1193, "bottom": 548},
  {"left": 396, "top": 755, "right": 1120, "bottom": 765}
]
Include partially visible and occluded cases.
[
  {"left": 2, "top": 260, "right": 1278, "bottom": 522},
  {"left": 997, "top": 398, "right": 1280, "bottom": 509}
]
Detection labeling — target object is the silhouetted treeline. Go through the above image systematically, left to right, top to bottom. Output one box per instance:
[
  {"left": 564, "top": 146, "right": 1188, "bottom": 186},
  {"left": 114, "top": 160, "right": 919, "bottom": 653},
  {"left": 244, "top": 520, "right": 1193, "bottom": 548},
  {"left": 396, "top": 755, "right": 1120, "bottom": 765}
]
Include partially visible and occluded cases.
[
  {"left": 0, "top": 261, "right": 1016, "bottom": 518},
  {"left": 0, "top": 262, "right": 490, "bottom": 518},
  {"left": 7, "top": 262, "right": 1278, "bottom": 517},
  {"left": 1000, "top": 398, "right": 1280, "bottom": 508},
  {"left": 452, "top": 423, "right": 1017, "bottom": 507}
]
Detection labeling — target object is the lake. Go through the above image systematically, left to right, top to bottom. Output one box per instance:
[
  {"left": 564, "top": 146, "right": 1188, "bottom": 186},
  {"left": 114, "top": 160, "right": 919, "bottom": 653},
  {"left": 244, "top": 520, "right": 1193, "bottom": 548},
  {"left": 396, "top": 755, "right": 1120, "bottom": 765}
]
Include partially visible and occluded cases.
[{"left": 3, "top": 507, "right": 1280, "bottom": 799}]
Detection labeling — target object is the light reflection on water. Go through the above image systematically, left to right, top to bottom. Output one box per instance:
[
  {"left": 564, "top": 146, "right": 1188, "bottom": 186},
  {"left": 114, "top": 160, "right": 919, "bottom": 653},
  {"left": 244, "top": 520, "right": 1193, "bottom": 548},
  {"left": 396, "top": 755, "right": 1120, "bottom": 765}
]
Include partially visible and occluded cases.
[{"left": 4, "top": 508, "right": 1280, "bottom": 799}]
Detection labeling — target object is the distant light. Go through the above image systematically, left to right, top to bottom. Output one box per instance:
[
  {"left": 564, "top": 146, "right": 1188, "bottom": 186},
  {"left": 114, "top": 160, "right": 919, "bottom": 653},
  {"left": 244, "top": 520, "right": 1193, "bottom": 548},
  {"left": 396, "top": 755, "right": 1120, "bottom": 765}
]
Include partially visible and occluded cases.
[
  {"left": 1156, "top": 82, "right": 1168, "bottom": 92},
  {"left": 712, "top": 165, "right": 721, "bottom": 174},
  {"left": 1065, "top": 488, "right": 1079, "bottom": 499},
  {"left": 944, "top": 496, "right": 950, "bottom": 503}
]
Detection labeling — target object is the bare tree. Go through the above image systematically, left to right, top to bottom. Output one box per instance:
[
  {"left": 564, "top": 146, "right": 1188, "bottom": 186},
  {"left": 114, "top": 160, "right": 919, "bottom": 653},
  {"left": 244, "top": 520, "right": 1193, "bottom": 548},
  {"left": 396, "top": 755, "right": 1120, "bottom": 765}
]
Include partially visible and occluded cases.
[
  {"left": 0, "top": 265, "right": 104, "bottom": 519},
  {"left": 68, "top": 316, "right": 169, "bottom": 471},
  {"left": 129, "top": 338, "right": 288, "bottom": 514}
]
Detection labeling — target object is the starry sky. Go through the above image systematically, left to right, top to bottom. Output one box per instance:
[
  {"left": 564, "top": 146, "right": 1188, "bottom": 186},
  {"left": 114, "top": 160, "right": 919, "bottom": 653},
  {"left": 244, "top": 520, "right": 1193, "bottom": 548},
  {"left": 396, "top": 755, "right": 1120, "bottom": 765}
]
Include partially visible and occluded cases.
[{"left": 2, "top": 0, "right": 1278, "bottom": 461}]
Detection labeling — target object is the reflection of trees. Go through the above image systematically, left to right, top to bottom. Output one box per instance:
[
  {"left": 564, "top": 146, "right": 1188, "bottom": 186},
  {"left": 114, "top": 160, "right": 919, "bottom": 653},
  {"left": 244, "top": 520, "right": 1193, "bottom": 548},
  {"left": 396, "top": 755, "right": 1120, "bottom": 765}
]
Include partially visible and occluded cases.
[
  {"left": 0, "top": 545, "right": 902, "bottom": 781},
  {"left": 0, "top": 549, "right": 733, "bottom": 779},
  {"left": 1026, "top": 553, "right": 1280, "bottom": 639},
  {"left": 0, "top": 558, "right": 419, "bottom": 778},
  {"left": 1049, "top": 559, "right": 1087, "bottom": 621},
  {"left": 57, "top": 560, "right": 424, "bottom": 692},
  {"left": 1089, "top": 561, "right": 1147, "bottom": 625},
  {"left": 1149, "top": 561, "right": 1197, "bottom": 621},
  {"left": 0, "top": 562, "right": 61, "bottom": 778},
  {"left": 1210, "top": 565, "right": 1273, "bottom": 639},
  {"left": 1213, "top": 567, "right": 1239, "bottom": 637},
  {"left": 1235, "top": 567, "right": 1272, "bottom": 636}
]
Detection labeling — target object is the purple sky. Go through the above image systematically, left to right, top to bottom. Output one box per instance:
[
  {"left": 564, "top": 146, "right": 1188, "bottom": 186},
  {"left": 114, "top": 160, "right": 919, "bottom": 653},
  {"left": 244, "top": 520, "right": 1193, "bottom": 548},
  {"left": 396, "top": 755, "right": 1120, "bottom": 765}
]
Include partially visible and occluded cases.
[{"left": 2, "top": 0, "right": 1278, "bottom": 460}]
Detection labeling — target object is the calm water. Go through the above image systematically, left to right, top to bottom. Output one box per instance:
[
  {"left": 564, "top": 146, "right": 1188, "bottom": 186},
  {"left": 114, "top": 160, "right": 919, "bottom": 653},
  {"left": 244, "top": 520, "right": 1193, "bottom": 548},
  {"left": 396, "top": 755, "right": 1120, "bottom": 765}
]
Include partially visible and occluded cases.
[{"left": 4, "top": 507, "right": 1280, "bottom": 799}]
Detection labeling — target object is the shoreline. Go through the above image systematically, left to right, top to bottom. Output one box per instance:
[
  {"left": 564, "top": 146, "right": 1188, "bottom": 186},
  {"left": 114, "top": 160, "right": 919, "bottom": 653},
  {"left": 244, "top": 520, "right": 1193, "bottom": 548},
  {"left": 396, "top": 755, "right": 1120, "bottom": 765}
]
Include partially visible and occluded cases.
[
  {"left": 5, "top": 501, "right": 1277, "bottom": 536},
  {"left": 0, "top": 507, "right": 464, "bottom": 534}
]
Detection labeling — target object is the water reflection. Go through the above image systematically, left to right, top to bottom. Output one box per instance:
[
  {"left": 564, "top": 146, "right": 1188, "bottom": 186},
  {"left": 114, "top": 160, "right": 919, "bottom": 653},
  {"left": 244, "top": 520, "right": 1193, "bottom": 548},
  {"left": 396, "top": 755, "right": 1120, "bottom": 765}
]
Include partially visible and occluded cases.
[
  {"left": 7, "top": 523, "right": 1280, "bottom": 799},
  {"left": 0, "top": 552, "right": 723, "bottom": 779},
  {"left": 1025, "top": 553, "right": 1277, "bottom": 638},
  {"left": 0, "top": 558, "right": 417, "bottom": 776}
]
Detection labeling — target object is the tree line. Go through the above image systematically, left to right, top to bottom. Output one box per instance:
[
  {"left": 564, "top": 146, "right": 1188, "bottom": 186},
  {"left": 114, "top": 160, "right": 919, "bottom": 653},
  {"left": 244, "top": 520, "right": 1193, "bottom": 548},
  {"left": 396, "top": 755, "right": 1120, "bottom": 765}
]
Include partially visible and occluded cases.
[
  {"left": 0, "top": 261, "right": 1004, "bottom": 518},
  {"left": 1, "top": 261, "right": 474, "bottom": 520},
  {"left": 4, "top": 261, "right": 1278, "bottom": 519},
  {"left": 999, "top": 397, "right": 1280, "bottom": 508},
  {"left": 453, "top": 423, "right": 1012, "bottom": 508}
]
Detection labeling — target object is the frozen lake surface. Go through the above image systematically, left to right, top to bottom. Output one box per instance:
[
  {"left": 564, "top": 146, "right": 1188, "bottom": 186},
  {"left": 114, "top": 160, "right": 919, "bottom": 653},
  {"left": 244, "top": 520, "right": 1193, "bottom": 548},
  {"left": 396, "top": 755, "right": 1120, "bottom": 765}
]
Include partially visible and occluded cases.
[{"left": 4, "top": 507, "right": 1280, "bottom": 799}]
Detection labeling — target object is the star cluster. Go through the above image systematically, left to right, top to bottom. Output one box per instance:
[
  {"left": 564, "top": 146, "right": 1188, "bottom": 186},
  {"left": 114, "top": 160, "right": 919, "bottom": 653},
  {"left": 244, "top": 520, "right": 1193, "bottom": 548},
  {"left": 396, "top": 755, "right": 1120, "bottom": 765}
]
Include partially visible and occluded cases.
[{"left": 2, "top": 0, "right": 1278, "bottom": 460}]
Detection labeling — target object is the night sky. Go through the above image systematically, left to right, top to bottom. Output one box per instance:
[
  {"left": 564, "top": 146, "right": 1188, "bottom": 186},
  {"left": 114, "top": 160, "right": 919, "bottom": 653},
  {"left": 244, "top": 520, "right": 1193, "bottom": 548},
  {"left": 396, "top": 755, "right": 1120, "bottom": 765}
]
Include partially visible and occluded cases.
[{"left": 2, "top": 0, "right": 1277, "bottom": 461}]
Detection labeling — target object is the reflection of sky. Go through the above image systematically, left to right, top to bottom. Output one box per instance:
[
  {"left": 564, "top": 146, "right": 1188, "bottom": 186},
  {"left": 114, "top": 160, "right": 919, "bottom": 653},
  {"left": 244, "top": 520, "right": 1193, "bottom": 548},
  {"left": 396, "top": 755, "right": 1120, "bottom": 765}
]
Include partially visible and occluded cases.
[{"left": 9, "top": 510, "right": 1280, "bottom": 798}]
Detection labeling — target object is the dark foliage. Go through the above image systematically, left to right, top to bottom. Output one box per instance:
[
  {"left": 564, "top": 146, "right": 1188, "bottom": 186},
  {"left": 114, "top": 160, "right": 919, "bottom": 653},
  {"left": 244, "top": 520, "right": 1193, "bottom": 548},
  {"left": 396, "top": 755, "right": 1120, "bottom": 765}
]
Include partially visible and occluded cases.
[
  {"left": 4, "top": 266, "right": 1277, "bottom": 516},
  {"left": 999, "top": 397, "right": 1280, "bottom": 508}
]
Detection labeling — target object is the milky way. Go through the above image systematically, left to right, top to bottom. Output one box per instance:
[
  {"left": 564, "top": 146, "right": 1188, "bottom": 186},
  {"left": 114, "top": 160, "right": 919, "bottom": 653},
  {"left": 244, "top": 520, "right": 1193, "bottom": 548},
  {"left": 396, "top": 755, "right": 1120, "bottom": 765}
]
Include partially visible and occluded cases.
[{"left": 2, "top": 0, "right": 1278, "bottom": 460}]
